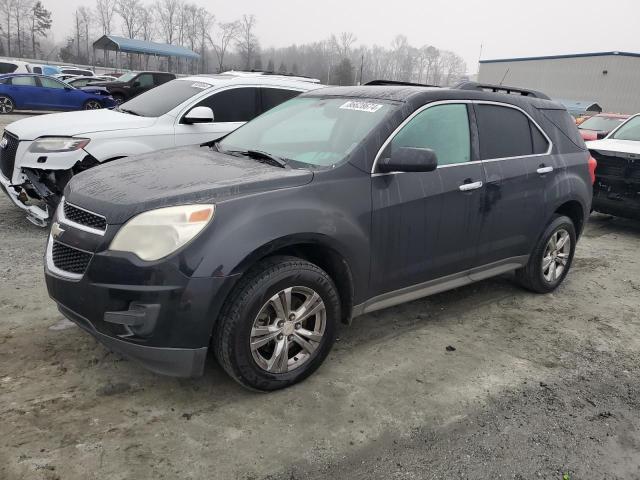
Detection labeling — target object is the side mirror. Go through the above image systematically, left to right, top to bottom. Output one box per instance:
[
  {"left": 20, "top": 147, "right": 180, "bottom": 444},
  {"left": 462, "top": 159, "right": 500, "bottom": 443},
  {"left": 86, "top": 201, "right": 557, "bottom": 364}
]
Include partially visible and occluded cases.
[
  {"left": 132, "top": 81, "right": 141, "bottom": 88},
  {"left": 184, "top": 106, "right": 214, "bottom": 124},
  {"left": 596, "top": 131, "right": 609, "bottom": 140},
  {"left": 378, "top": 147, "right": 438, "bottom": 173}
]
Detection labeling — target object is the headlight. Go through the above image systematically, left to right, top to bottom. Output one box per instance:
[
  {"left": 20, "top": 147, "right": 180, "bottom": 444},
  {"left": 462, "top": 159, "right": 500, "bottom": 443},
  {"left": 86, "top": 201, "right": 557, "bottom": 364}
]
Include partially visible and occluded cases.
[
  {"left": 28, "top": 137, "right": 90, "bottom": 153},
  {"left": 109, "top": 205, "right": 215, "bottom": 261}
]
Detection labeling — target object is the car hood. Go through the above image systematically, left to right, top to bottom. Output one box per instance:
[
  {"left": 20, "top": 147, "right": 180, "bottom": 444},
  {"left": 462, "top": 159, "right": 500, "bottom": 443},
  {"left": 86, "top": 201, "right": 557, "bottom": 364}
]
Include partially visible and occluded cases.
[
  {"left": 6, "top": 109, "right": 156, "bottom": 140},
  {"left": 586, "top": 138, "right": 640, "bottom": 156},
  {"left": 64, "top": 146, "right": 314, "bottom": 224}
]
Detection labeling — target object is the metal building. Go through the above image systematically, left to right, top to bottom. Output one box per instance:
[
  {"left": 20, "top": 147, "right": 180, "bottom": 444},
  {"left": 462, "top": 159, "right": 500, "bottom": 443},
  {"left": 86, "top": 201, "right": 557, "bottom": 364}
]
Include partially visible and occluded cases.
[{"left": 478, "top": 51, "right": 640, "bottom": 114}]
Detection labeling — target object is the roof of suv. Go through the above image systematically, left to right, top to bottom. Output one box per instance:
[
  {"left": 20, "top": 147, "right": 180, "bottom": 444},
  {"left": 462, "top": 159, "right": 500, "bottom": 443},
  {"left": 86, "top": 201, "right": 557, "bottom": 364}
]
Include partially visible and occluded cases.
[{"left": 302, "top": 85, "right": 564, "bottom": 111}]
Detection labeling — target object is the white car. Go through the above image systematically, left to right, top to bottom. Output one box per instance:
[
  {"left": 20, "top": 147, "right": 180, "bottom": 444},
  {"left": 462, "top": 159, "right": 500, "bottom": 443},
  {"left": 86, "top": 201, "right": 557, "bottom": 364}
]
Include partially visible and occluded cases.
[
  {"left": 0, "top": 59, "right": 31, "bottom": 74},
  {"left": 0, "top": 73, "right": 324, "bottom": 225},
  {"left": 586, "top": 113, "right": 640, "bottom": 220}
]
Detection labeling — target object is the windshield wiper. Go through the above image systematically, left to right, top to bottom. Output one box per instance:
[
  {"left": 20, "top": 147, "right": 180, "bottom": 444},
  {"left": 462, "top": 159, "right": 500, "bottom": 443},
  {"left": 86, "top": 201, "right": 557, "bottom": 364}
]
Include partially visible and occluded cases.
[
  {"left": 116, "top": 107, "right": 140, "bottom": 116},
  {"left": 229, "top": 149, "right": 288, "bottom": 168}
]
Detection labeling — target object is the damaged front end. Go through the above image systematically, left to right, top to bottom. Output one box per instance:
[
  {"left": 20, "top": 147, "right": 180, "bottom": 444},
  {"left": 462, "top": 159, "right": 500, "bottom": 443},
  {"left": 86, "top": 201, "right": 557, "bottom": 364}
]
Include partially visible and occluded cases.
[
  {"left": 0, "top": 131, "right": 100, "bottom": 226},
  {"left": 592, "top": 150, "right": 640, "bottom": 219}
]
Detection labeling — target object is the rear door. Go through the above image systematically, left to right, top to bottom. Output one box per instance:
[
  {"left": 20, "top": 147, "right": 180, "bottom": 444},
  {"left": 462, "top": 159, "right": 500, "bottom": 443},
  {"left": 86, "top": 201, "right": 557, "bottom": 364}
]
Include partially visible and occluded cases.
[
  {"left": 7, "top": 76, "right": 42, "bottom": 109},
  {"left": 174, "top": 86, "right": 260, "bottom": 147},
  {"left": 369, "top": 102, "right": 486, "bottom": 298},
  {"left": 473, "top": 102, "right": 552, "bottom": 267}
]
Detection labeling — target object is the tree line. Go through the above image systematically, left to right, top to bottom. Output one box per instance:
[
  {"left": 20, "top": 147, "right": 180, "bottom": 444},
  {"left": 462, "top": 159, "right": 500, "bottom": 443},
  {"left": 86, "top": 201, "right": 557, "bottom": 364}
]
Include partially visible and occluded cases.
[{"left": 0, "top": 0, "right": 467, "bottom": 86}]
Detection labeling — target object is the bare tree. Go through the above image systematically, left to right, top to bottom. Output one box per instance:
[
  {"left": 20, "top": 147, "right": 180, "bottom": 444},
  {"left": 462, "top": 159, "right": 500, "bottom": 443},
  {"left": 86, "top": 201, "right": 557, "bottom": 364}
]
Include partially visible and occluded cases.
[
  {"left": 0, "top": 0, "right": 16, "bottom": 56},
  {"left": 12, "top": 0, "right": 33, "bottom": 57},
  {"left": 95, "top": 0, "right": 116, "bottom": 35},
  {"left": 116, "top": 0, "right": 141, "bottom": 39},
  {"left": 155, "top": 0, "right": 179, "bottom": 69},
  {"left": 78, "top": 6, "right": 92, "bottom": 62},
  {"left": 195, "top": 7, "right": 214, "bottom": 73},
  {"left": 236, "top": 14, "right": 258, "bottom": 70},
  {"left": 212, "top": 21, "right": 238, "bottom": 72}
]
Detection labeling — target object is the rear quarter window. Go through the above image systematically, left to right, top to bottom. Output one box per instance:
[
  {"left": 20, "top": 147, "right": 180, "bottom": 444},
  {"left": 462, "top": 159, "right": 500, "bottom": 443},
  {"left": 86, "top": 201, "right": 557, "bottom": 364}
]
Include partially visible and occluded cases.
[
  {"left": 0, "top": 62, "right": 18, "bottom": 74},
  {"left": 539, "top": 108, "right": 586, "bottom": 151}
]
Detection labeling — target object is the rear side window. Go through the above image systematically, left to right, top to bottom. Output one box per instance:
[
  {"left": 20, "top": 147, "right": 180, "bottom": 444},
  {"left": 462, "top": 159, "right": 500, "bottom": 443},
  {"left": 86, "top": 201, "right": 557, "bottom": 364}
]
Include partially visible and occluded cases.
[
  {"left": 0, "top": 62, "right": 18, "bottom": 74},
  {"left": 136, "top": 73, "right": 154, "bottom": 87},
  {"left": 10, "top": 76, "right": 36, "bottom": 86},
  {"left": 198, "top": 88, "right": 259, "bottom": 123},
  {"left": 261, "top": 88, "right": 300, "bottom": 113},
  {"left": 390, "top": 103, "right": 471, "bottom": 166},
  {"left": 475, "top": 104, "right": 549, "bottom": 159}
]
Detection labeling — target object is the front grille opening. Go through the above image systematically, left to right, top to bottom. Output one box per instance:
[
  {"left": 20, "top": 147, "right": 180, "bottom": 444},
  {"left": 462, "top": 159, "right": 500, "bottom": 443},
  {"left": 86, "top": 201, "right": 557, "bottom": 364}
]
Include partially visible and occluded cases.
[
  {"left": 0, "top": 132, "right": 19, "bottom": 180},
  {"left": 63, "top": 202, "right": 107, "bottom": 231},
  {"left": 52, "top": 242, "right": 92, "bottom": 275}
]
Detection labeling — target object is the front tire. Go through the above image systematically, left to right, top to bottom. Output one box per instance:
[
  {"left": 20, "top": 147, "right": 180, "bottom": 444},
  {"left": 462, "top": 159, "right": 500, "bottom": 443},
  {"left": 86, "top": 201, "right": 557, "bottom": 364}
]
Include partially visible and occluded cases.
[
  {"left": 0, "top": 95, "right": 15, "bottom": 114},
  {"left": 83, "top": 100, "right": 103, "bottom": 110},
  {"left": 516, "top": 215, "right": 577, "bottom": 293},
  {"left": 214, "top": 256, "right": 340, "bottom": 391}
]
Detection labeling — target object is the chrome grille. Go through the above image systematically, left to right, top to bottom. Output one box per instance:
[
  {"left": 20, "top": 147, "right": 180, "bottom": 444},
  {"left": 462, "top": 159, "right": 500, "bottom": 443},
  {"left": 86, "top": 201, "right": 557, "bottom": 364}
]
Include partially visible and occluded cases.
[
  {"left": 0, "top": 131, "right": 19, "bottom": 180},
  {"left": 63, "top": 202, "right": 107, "bottom": 231},
  {"left": 51, "top": 242, "right": 92, "bottom": 275}
]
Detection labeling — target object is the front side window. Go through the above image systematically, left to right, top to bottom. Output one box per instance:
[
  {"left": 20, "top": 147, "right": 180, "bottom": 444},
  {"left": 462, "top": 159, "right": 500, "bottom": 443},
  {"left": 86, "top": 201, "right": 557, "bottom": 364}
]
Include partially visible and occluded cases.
[
  {"left": 0, "top": 62, "right": 18, "bottom": 74},
  {"left": 136, "top": 74, "right": 154, "bottom": 87},
  {"left": 10, "top": 76, "right": 37, "bottom": 86},
  {"left": 39, "top": 77, "right": 67, "bottom": 89},
  {"left": 196, "top": 88, "right": 259, "bottom": 123},
  {"left": 219, "top": 97, "right": 395, "bottom": 168},
  {"left": 390, "top": 103, "right": 471, "bottom": 166},
  {"left": 476, "top": 104, "right": 549, "bottom": 159},
  {"left": 611, "top": 115, "right": 640, "bottom": 141}
]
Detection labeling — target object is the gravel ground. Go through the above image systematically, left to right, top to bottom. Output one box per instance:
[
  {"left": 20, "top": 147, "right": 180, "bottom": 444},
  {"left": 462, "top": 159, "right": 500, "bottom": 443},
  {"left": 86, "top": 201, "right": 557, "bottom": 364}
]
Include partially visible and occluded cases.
[{"left": 1, "top": 116, "right": 639, "bottom": 480}]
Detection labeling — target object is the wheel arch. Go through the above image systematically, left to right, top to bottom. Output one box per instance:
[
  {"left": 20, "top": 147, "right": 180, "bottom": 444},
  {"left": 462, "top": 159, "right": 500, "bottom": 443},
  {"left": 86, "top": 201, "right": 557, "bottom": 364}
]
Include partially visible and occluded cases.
[
  {"left": 553, "top": 199, "right": 586, "bottom": 237},
  {"left": 230, "top": 234, "right": 356, "bottom": 325}
]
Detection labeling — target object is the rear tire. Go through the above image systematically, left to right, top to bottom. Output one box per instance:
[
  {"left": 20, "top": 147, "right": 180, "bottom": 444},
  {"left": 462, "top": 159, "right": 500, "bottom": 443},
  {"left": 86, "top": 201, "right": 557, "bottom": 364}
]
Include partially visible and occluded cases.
[
  {"left": 0, "top": 95, "right": 14, "bottom": 114},
  {"left": 516, "top": 215, "right": 577, "bottom": 293},
  {"left": 214, "top": 256, "right": 340, "bottom": 391}
]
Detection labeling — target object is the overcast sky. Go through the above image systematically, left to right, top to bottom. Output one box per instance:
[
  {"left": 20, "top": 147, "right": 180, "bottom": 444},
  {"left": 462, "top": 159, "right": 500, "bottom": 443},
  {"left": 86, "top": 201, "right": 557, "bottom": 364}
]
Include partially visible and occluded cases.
[{"left": 45, "top": 0, "right": 639, "bottom": 73}]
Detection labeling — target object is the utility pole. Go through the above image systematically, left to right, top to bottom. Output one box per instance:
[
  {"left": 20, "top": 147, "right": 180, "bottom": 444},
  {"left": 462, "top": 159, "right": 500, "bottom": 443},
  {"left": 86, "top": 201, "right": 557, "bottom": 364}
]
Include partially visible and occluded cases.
[{"left": 359, "top": 53, "right": 364, "bottom": 85}]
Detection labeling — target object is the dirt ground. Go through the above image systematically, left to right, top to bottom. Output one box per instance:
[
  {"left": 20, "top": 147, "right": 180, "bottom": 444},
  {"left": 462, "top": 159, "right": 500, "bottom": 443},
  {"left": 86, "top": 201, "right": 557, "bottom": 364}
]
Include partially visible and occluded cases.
[{"left": 1, "top": 116, "right": 640, "bottom": 479}]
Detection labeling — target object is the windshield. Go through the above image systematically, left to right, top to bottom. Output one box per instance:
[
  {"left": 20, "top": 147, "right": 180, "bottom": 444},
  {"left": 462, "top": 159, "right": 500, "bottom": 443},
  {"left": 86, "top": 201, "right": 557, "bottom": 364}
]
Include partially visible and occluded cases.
[
  {"left": 116, "top": 72, "right": 137, "bottom": 82},
  {"left": 119, "top": 79, "right": 213, "bottom": 117},
  {"left": 219, "top": 97, "right": 395, "bottom": 168},
  {"left": 579, "top": 116, "right": 627, "bottom": 132},
  {"left": 611, "top": 116, "right": 640, "bottom": 141}
]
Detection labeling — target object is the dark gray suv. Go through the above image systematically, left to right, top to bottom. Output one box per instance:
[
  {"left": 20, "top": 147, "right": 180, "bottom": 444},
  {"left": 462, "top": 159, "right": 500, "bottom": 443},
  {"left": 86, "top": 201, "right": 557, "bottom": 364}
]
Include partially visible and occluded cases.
[{"left": 44, "top": 82, "right": 595, "bottom": 390}]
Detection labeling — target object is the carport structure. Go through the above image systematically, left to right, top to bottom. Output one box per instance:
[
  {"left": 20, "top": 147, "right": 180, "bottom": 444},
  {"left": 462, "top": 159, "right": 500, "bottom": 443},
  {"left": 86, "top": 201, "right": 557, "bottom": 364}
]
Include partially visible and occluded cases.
[{"left": 92, "top": 35, "right": 200, "bottom": 72}]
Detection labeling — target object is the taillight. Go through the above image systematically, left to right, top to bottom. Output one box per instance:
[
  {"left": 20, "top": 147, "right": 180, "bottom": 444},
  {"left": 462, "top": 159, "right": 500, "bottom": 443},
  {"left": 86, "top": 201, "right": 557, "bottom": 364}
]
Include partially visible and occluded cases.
[{"left": 588, "top": 156, "right": 597, "bottom": 184}]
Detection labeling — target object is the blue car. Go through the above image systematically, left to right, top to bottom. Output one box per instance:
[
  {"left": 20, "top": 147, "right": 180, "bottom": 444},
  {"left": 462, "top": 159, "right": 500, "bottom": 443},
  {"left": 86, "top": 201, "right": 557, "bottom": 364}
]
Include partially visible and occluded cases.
[{"left": 0, "top": 74, "right": 116, "bottom": 114}]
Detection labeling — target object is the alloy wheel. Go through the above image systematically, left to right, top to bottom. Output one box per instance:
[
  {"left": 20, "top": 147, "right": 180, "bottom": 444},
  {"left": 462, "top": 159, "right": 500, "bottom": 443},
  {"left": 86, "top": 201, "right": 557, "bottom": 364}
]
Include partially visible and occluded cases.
[
  {"left": 0, "top": 96, "right": 14, "bottom": 114},
  {"left": 84, "top": 100, "right": 102, "bottom": 110},
  {"left": 542, "top": 228, "right": 571, "bottom": 282},
  {"left": 250, "top": 286, "right": 326, "bottom": 374}
]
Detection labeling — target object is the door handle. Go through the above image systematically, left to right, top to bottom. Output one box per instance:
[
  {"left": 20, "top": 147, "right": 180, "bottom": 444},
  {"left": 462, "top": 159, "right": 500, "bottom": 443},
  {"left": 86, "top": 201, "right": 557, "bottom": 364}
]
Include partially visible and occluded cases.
[
  {"left": 537, "top": 166, "right": 554, "bottom": 174},
  {"left": 459, "top": 181, "right": 483, "bottom": 192}
]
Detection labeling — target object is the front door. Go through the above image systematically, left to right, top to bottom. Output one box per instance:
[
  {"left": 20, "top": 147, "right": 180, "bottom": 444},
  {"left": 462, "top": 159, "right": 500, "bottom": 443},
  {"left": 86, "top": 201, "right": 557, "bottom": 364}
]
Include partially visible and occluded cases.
[{"left": 369, "top": 102, "right": 486, "bottom": 299}]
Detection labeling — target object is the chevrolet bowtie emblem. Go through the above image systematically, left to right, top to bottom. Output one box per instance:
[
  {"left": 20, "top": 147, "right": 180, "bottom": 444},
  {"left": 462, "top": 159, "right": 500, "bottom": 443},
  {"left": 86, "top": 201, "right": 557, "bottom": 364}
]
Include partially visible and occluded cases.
[{"left": 51, "top": 222, "right": 65, "bottom": 239}]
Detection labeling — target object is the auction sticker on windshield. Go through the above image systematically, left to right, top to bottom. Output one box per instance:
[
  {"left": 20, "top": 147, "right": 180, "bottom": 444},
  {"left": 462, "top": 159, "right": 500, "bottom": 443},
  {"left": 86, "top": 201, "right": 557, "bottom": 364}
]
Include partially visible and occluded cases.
[{"left": 339, "top": 101, "right": 384, "bottom": 113}]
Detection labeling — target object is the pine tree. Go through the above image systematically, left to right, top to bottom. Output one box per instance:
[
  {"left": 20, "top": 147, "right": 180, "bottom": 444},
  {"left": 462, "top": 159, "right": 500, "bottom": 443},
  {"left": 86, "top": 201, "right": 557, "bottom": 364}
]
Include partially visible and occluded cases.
[{"left": 30, "top": 1, "right": 52, "bottom": 58}]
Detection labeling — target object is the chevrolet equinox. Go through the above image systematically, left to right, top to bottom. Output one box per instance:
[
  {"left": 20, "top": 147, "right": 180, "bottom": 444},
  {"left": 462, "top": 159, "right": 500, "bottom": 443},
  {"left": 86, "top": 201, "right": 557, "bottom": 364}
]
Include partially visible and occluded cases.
[{"left": 44, "top": 82, "right": 595, "bottom": 391}]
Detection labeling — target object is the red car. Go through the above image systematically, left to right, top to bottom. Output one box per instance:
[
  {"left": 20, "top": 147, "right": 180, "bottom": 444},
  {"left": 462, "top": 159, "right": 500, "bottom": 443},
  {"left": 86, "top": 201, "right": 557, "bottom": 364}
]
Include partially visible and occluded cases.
[{"left": 578, "top": 113, "right": 630, "bottom": 141}]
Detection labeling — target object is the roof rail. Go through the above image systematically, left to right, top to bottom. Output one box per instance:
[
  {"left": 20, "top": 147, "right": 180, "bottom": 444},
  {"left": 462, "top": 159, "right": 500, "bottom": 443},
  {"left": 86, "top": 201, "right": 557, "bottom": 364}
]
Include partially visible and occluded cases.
[
  {"left": 221, "top": 70, "right": 321, "bottom": 83},
  {"left": 365, "top": 79, "right": 439, "bottom": 88},
  {"left": 453, "top": 81, "right": 551, "bottom": 100}
]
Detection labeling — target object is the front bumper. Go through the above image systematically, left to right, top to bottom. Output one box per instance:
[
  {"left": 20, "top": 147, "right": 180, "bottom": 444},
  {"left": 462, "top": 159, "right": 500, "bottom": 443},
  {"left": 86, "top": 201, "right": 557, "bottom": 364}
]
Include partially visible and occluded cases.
[
  {"left": 0, "top": 173, "right": 49, "bottom": 224},
  {"left": 45, "top": 229, "right": 239, "bottom": 377}
]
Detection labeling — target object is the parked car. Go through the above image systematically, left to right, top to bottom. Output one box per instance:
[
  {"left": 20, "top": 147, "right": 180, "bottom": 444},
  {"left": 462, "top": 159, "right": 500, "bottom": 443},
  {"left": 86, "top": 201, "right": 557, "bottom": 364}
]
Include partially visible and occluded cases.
[
  {"left": 0, "top": 59, "right": 31, "bottom": 74},
  {"left": 29, "top": 64, "right": 63, "bottom": 76},
  {"left": 58, "top": 66, "right": 94, "bottom": 77},
  {"left": 89, "top": 71, "right": 176, "bottom": 104},
  {"left": 0, "top": 73, "right": 323, "bottom": 225},
  {"left": 0, "top": 74, "right": 115, "bottom": 114},
  {"left": 53, "top": 74, "right": 83, "bottom": 82},
  {"left": 67, "top": 76, "right": 118, "bottom": 88},
  {"left": 43, "top": 82, "right": 594, "bottom": 390},
  {"left": 577, "top": 113, "right": 629, "bottom": 141},
  {"left": 587, "top": 113, "right": 640, "bottom": 219}
]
